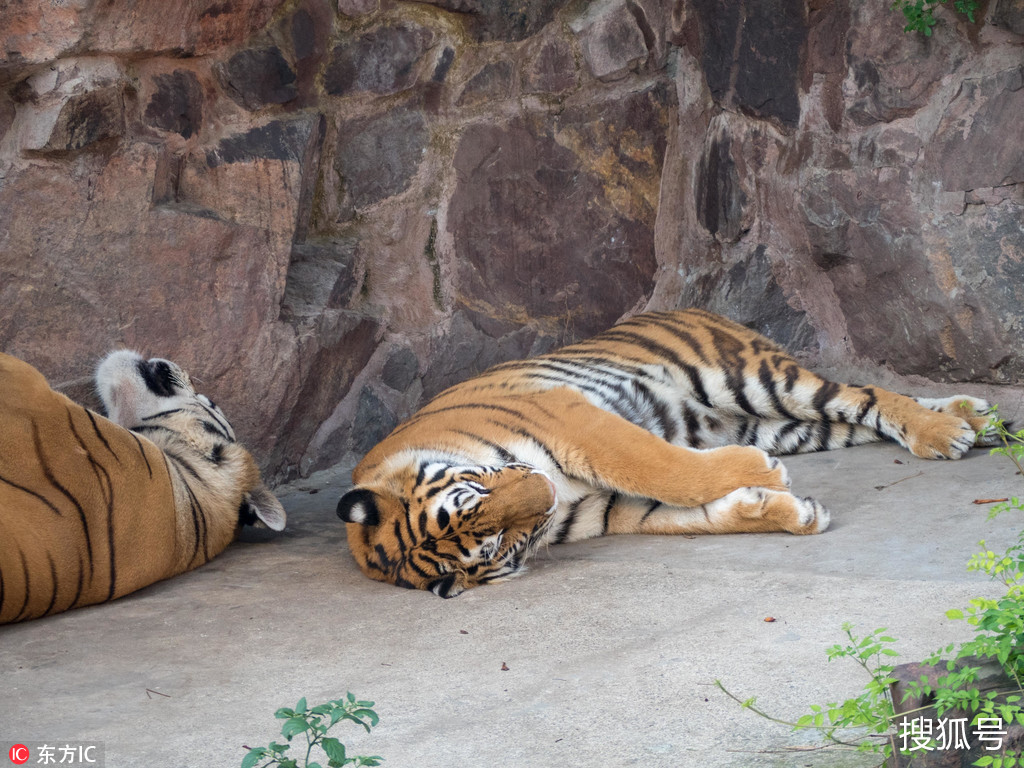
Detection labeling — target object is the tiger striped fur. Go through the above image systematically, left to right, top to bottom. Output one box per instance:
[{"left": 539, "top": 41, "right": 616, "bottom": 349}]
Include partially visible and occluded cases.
[
  {"left": 337, "top": 309, "right": 999, "bottom": 598},
  {"left": 0, "top": 350, "right": 285, "bottom": 624}
]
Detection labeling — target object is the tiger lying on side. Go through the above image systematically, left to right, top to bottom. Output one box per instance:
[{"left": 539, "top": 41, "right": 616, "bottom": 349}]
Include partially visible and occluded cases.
[
  {"left": 337, "top": 308, "right": 998, "bottom": 598},
  {"left": 0, "top": 350, "right": 286, "bottom": 624}
]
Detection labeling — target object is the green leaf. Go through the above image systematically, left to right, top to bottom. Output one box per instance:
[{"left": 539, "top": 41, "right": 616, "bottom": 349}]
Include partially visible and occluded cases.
[
  {"left": 947, "top": 609, "right": 965, "bottom": 620},
  {"left": 295, "top": 697, "right": 308, "bottom": 714},
  {"left": 353, "top": 709, "right": 380, "bottom": 728},
  {"left": 281, "top": 716, "right": 312, "bottom": 739},
  {"left": 322, "top": 737, "right": 347, "bottom": 763},
  {"left": 241, "top": 749, "right": 267, "bottom": 768}
]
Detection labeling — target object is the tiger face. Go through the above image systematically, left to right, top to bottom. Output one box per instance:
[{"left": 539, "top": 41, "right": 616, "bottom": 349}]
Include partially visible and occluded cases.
[
  {"left": 95, "top": 350, "right": 285, "bottom": 531},
  {"left": 337, "top": 462, "right": 557, "bottom": 597}
]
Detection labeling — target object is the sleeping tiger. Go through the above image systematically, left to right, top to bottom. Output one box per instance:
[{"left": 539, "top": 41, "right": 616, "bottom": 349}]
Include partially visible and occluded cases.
[
  {"left": 337, "top": 308, "right": 998, "bottom": 597},
  {"left": 0, "top": 349, "right": 286, "bottom": 624}
]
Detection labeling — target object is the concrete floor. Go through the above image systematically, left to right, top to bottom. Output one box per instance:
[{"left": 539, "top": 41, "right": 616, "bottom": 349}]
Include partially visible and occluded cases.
[{"left": 2, "top": 441, "right": 1021, "bottom": 768}]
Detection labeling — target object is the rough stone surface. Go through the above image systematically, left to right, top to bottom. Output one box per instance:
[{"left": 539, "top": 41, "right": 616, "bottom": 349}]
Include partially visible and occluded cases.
[
  {"left": 1, "top": 0, "right": 1022, "bottom": 481},
  {"left": 416, "top": 0, "right": 566, "bottom": 42},
  {"left": 571, "top": 0, "right": 649, "bottom": 82},
  {"left": 324, "top": 24, "right": 433, "bottom": 97},
  {"left": 523, "top": 37, "right": 576, "bottom": 94},
  {"left": 220, "top": 47, "right": 298, "bottom": 110},
  {"left": 144, "top": 70, "right": 203, "bottom": 138},
  {"left": 448, "top": 82, "right": 669, "bottom": 341},
  {"left": 333, "top": 108, "right": 429, "bottom": 214}
]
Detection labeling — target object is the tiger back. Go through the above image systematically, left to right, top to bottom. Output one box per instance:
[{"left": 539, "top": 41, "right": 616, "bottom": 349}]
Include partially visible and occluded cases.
[{"left": 0, "top": 351, "right": 285, "bottom": 624}]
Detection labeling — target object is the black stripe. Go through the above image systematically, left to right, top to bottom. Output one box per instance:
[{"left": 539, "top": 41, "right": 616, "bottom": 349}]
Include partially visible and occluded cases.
[
  {"left": 634, "top": 313, "right": 713, "bottom": 365},
  {"left": 707, "top": 327, "right": 758, "bottom": 416},
  {"left": 590, "top": 329, "right": 714, "bottom": 407},
  {"left": 758, "top": 359, "right": 797, "bottom": 420},
  {"left": 783, "top": 363, "right": 801, "bottom": 392},
  {"left": 632, "top": 379, "right": 676, "bottom": 442},
  {"left": 812, "top": 380, "right": 841, "bottom": 417},
  {"left": 856, "top": 387, "right": 878, "bottom": 423},
  {"left": 392, "top": 401, "right": 545, "bottom": 437},
  {"left": 196, "top": 402, "right": 234, "bottom": 442},
  {"left": 681, "top": 404, "right": 701, "bottom": 446},
  {"left": 84, "top": 408, "right": 119, "bottom": 461},
  {"left": 141, "top": 408, "right": 184, "bottom": 420},
  {"left": 67, "top": 413, "right": 119, "bottom": 602},
  {"left": 775, "top": 419, "right": 804, "bottom": 450},
  {"left": 814, "top": 419, "right": 833, "bottom": 451},
  {"left": 32, "top": 422, "right": 95, "bottom": 581},
  {"left": 844, "top": 422, "right": 858, "bottom": 447},
  {"left": 129, "top": 424, "right": 176, "bottom": 437},
  {"left": 502, "top": 427, "right": 564, "bottom": 474},
  {"left": 128, "top": 431, "right": 154, "bottom": 478},
  {"left": 449, "top": 431, "right": 517, "bottom": 463},
  {"left": 167, "top": 451, "right": 203, "bottom": 481},
  {"left": 168, "top": 457, "right": 204, "bottom": 568},
  {"left": 0, "top": 473, "right": 64, "bottom": 516},
  {"left": 602, "top": 492, "right": 618, "bottom": 534},
  {"left": 553, "top": 498, "right": 583, "bottom": 544},
  {"left": 640, "top": 499, "right": 662, "bottom": 523},
  {"left": 374, "top": 543, "right": 396, "bottom": 571},
  {"left": 14, "top": 546, "right": 31, "bottom": 622},
  {"left": 69, "top": 551, "right": 86, "bottom": 611},
  {"left": 404, "top": 551, "right": 436, "bottom": 580},
  {"left": 42, "top": 552, "right": 59, "bottom": 617}
]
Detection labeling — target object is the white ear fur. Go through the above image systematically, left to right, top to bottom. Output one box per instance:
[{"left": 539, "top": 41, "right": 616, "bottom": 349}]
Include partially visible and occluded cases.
[{"left": 245, "top": 485, "right": 287, "bottom": 531}]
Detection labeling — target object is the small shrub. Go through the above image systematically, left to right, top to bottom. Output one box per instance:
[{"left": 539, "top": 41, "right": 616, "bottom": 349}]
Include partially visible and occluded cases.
[
  {"left": 891, "top": 0, "right": 980, "bottom": 35},
  {"left": 242, "top": 694, "right": 383, "bottom": 768}
]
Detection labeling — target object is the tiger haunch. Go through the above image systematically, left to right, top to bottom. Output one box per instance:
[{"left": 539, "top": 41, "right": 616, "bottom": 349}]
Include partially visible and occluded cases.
[
  {"left": 337, "top": 309, "right": 999, "bottom": 598},
  {"left": 0, "top": 350, "right": 285, "bottom": 624}
]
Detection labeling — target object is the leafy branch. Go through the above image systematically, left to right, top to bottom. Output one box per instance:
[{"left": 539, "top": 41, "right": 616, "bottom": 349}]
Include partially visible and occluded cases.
[
  {"left": 891, "top": 0, "right": 980, "bottom": 35},
  {"left": 242, "top": 694, "right": 383, "bottom": 768}
]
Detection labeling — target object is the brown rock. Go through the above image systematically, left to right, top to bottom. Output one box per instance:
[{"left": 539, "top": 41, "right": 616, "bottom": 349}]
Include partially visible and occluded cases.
[
  {"left": 570, "top": 0, "right": 649, "bottom": 82},
  {"left": 324, "top": 24, "right": 434, "bottom": 97},
  {"left": 523, "top": 37, "right": 576, "bottom": 94},
  {"left": 447, "top": 82, "right": 671, "bottom": 342}
]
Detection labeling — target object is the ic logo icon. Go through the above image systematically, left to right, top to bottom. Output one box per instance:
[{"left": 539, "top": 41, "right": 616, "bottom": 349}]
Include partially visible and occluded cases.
[{"left": 8, "top": 744, "right": 30, "bottom": 765}]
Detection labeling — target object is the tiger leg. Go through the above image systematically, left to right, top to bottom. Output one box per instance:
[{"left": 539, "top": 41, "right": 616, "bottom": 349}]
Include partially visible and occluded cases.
[
  {"left": 776, "top": 376, "right": 991, "bottom": 460},
  {"left": 528, "top": 387, "right": 792, "bottom": 508},
  {"left": 606, "top": 488, "right": 829, "bottom": 535}
]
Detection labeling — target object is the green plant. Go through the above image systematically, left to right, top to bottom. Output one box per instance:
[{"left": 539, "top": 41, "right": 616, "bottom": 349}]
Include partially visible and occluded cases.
[
  {"left": 891, "top": 0, "right": 980, "bottom": 35},
  {"left": 719, "top": 414, "right": 1024, "bottom": 766},
  {"left": 717, "top": 624, "right": 903, "bottom": 756},
  {"left": 242, "top": 695, "right": 383, "bottom": 768}
]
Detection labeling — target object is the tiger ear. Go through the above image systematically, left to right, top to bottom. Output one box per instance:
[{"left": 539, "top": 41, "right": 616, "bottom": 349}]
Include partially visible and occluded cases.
[
  {"left": 242, "top": 484, "right": 287, "bottom": 531},
  {"left": 337, "top": 488, "right": 380, "bottom": 526}
]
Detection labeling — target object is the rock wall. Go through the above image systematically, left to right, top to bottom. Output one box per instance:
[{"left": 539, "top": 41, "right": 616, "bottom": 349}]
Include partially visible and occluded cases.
[{"left": 1, "top": 0, "right": 1022, "bottom": 482}]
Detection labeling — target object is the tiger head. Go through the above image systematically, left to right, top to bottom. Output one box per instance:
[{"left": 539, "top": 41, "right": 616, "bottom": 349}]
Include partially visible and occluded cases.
[
  {"left": 95, "top": 350, "right": 286, "bottom": 532},
  {"left": 336, "top": 461, "right": 557, "bottom": 597}
]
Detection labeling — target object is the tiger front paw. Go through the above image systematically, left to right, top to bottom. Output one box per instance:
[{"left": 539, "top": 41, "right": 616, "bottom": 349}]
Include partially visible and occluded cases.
[
  {"left": 916, "top": 396, "right": 1001, "bottom": 448},
  {"left": 906, "top": 411, "right": 977, "bottom": 460}
]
